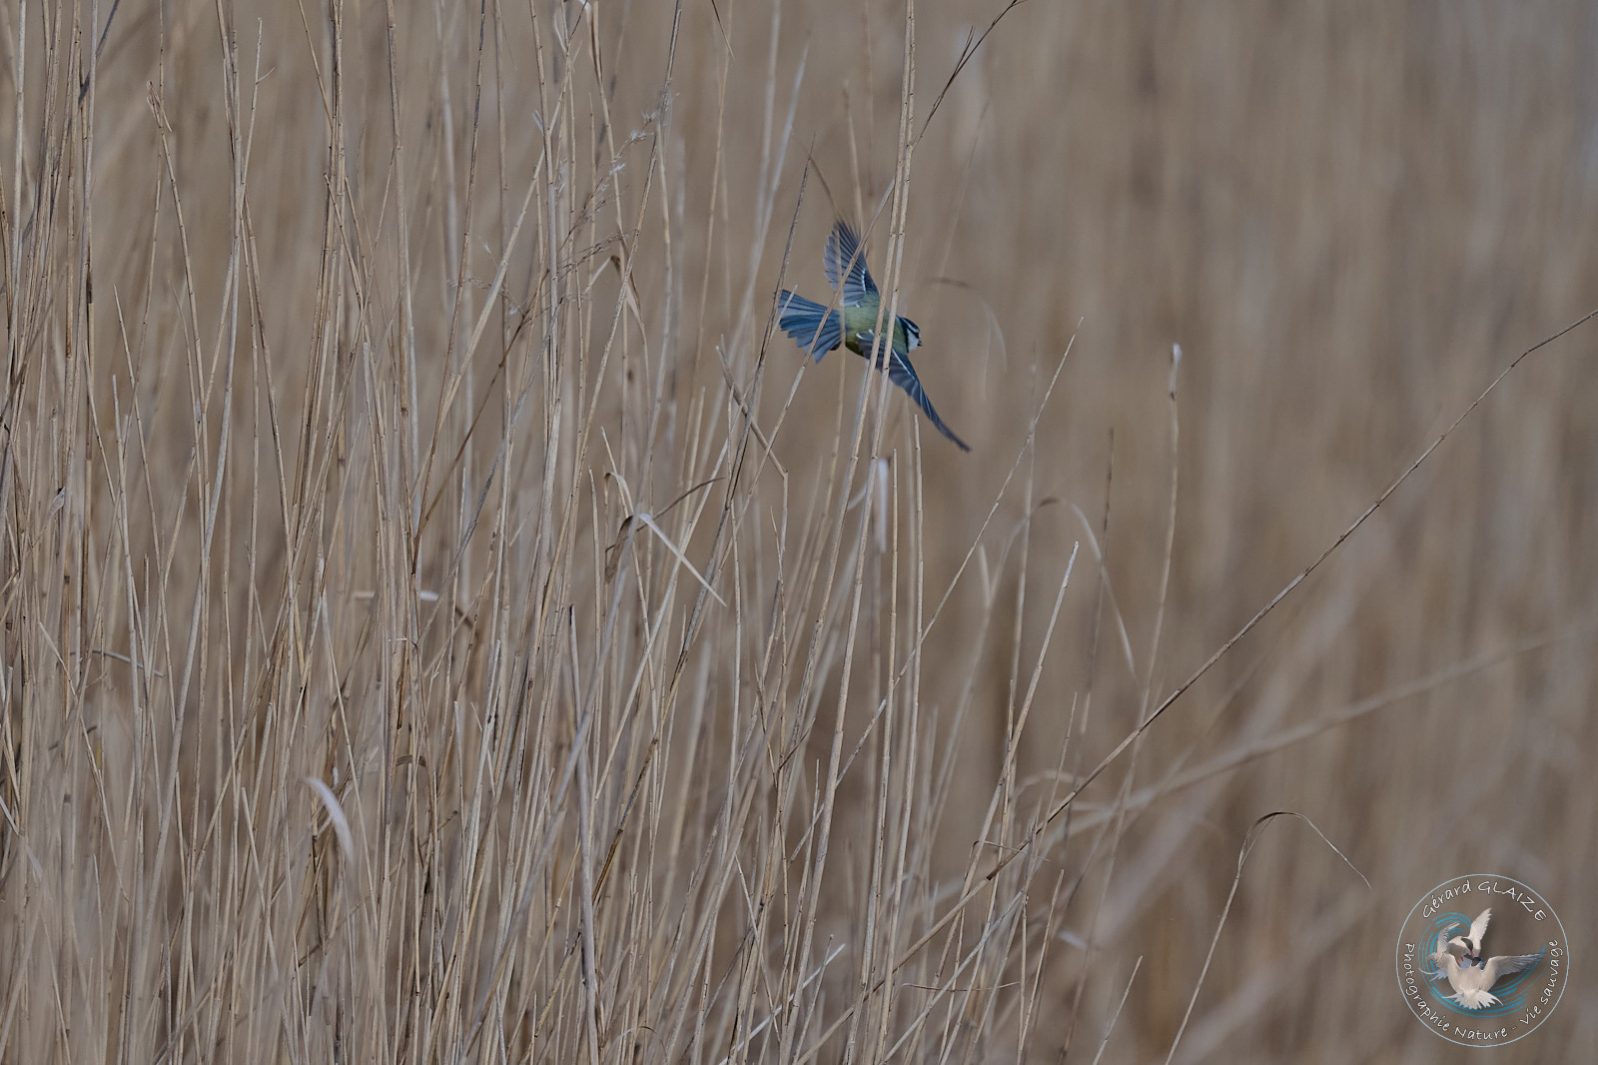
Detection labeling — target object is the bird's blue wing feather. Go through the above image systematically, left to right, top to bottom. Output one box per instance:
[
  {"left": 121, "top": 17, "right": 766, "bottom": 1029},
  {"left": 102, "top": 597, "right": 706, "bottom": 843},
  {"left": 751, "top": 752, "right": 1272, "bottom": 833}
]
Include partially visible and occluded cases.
[
  {"left": 825, "top": 220, "right": 878, "bottom": 306},
  {"left": 778, "top": 291, "right": 842, "bottom": 361},
  {"left": 887, "top": 351, "right": 971, "bottom": 452}
]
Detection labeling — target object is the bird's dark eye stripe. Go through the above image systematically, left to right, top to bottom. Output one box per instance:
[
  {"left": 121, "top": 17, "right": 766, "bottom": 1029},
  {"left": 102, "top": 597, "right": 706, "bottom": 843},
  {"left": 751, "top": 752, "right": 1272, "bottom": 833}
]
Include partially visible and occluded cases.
[{"left": 903, "top": 318, "right": 920, "bottom": 341}]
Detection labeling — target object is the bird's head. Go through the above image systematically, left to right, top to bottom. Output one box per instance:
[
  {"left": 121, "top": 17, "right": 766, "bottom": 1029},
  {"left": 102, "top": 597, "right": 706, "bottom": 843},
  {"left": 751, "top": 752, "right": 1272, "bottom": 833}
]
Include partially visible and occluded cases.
[{"left": 901, "top": 316, "right": 922, "bottom": 352}]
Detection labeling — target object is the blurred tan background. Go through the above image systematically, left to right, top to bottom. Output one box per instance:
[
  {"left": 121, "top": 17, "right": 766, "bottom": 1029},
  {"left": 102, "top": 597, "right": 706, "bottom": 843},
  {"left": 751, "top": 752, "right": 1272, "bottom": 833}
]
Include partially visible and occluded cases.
[{"left": 4, "top": 0, "right": 1595, "bottom": 1061}]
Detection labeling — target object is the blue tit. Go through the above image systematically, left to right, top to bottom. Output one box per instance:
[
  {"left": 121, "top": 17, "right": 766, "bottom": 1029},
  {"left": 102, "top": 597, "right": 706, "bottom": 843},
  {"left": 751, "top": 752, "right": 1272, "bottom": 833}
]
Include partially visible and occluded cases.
[{"left": 778, "top": 220, "right": 970, "bottom": 452}]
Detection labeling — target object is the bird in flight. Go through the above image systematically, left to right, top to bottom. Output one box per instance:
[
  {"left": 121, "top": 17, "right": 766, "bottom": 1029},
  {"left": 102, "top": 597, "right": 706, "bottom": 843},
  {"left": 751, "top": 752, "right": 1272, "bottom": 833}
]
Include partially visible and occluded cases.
[
  {"left": 777, "top": 220, "right": 970, "bottom": 452},
  {"left": 1444, "top": 908, "right": 1493, "bottom": 968},
  {"left": 1429, "top": 909, "right": 1544, "bottom": 1009}
]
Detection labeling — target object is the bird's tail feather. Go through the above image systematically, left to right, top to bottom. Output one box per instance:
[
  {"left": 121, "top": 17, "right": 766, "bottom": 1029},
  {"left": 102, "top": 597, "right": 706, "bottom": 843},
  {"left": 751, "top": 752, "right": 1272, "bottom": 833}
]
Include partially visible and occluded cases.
[
  {"left": 778, "top": 291, "right": 842, "bottom": 361},
  {"left": 1451, "top": 989, "right": 1501, "bottom": 1010}
]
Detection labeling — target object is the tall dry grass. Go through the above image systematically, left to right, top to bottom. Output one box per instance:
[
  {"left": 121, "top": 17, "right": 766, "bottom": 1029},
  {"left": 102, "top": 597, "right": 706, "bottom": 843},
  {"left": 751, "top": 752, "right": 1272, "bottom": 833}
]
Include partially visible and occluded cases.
[{"left": 1, "top": 2, "right": 1594, "bottom": 1061}]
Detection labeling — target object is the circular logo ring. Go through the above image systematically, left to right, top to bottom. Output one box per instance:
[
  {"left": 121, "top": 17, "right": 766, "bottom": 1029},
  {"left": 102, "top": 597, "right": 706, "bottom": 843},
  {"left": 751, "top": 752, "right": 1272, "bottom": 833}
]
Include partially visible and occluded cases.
[{"left": 1394, "top": 873, "right": 1568, "bottom": 1047}]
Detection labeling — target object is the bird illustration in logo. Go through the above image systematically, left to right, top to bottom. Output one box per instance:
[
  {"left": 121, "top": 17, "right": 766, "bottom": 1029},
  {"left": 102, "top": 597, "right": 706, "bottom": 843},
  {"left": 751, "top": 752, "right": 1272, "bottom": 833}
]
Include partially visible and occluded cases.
[
  {"left": 777, "top": 219, "right": 971, "bottom": 452},
  {"left": 1428, "top": 908, "right": 1543, "bottom": 1009},
  {"left": 1445, "top": 908, "right": 1492, "bottom": 968}
]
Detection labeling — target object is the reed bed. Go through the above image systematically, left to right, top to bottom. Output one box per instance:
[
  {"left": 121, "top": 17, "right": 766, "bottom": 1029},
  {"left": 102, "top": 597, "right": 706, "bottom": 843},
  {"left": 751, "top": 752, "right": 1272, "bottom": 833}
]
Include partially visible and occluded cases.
[{"left": 1, "top": 2, "right": 1594, "bottom": 1061}]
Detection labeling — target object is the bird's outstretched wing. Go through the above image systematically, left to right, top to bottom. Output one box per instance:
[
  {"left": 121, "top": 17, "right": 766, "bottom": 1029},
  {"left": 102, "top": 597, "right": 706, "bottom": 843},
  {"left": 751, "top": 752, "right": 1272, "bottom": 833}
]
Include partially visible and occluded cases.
[
  {"left": 824, "top": 220, "right": 878, "bottom": 306},
  {"left": 778, "top": 291, "right": 842, "bottom": 360},
  {"left": 886, "top": 351, "right": 971, "bottom": 452},
  {"left": 1468, "top": 909, "right": 1493, "bottom": 949},
  {"left": 1436, "top": 925, "right": 1464, "bottom": 959},
  {"left": 1429, "top": 930, "right": 1462, "bottom": 980},
  {"left": 1428, "top": 951, "right": 1460, "bottom": 984},
  {"left": 1482, "top": 952, "right": 1542, "bottom": 985}
]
